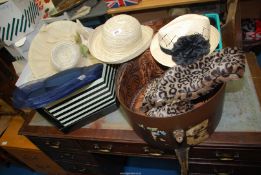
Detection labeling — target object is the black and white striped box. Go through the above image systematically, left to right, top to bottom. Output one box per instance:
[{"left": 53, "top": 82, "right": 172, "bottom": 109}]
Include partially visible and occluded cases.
[{"left": 37, "top": 64, "right": 119, "bottom": 133}]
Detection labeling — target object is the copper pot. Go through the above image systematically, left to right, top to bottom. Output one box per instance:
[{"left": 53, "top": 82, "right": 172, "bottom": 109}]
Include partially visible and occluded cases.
[{"left": 116, "top": 50, "right": 225, "bottom": 150}]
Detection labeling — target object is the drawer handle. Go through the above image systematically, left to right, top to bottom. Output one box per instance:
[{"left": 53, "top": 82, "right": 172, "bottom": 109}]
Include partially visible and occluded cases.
[
  {"left": 45, "top": 141, "right": 60, "bottom": 149},
  {"left": 93, "top": 144, "right": 112, "bottom": 153},
  {"left": 50, "top": 145, "right": 59, "bottom": 149},
  {"left": 143, "top": 146, "right": 164, "bottom": 156},
  {"left": 215, "top": 152, "right": 239, "bottom": 161},
  {"left": 60, "top": 153, "right": 74, "bottom": 159},
  {"left": 79, "top": 168, "right": 86, "bottom": 172},
  {"left": 214, "top": 168, "right": 234, "bottom": 175},
  {"left": 215, "top": 172, "right": 233, "bottom": 175}
]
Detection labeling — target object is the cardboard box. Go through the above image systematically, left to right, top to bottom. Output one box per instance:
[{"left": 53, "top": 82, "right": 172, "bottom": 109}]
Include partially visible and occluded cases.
[
  {"left": 0, "top": 0, "right": 41, "bottom": 46},
  {"left": 0, "top": 0, "right": 42, "bottom": 61},
  {"left": 1, "top": 0, "right": 64, "bottom": 62},
  {"left": 104, "top": 0, "right": 141, "bottom": 9},
  {"left": 4, "top": 20, "right": 43, "bottom": 61},
  {"left": 37, "top": 64, "right": 119, "bottom": 133}
]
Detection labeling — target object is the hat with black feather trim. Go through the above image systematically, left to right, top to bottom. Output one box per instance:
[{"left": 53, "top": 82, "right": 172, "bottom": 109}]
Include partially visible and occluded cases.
[{"left": 150, "top": 14, "right": 220, "bottom": 67}]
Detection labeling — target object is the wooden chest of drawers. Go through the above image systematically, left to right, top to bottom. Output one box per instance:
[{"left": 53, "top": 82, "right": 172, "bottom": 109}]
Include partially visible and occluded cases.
[
  {"left": 19, "top": 52, "right": 261, "bottom": 175},
  {"left": 21, "top": 124, "right": 261, "bottom": 175},
  {"left": 27, "top": 135, "right": 127, "bottom": 175}
]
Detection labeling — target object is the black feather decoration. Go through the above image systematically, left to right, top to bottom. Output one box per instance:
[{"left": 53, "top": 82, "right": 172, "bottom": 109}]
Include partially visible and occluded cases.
[{"left": 171, "top": 34, "right": 210, "bottom": 65}]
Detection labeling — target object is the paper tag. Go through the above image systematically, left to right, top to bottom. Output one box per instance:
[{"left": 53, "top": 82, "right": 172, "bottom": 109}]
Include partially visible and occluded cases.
[
  {"left": 78, "top": 74, "right": 86, "bottom": 80},
  {"left": 186, "top": 119, "right": 209, "bottom": 145}
]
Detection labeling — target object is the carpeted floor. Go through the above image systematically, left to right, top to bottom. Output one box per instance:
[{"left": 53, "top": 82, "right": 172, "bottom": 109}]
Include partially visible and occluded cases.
[
  {"left": 0, "top": 157, "right": 180, "bottom": 175},
  {"left": 124, "top": 157, "right": 180, "bottom": 175},
  {"left": 0, "top": 164, "right": 44, "bottom": 175}
]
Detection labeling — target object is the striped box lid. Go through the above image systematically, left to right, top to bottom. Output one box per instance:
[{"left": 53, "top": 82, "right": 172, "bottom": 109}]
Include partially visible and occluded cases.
[{"left": 37, "top": 64, "right": 119, "bottom": 133}]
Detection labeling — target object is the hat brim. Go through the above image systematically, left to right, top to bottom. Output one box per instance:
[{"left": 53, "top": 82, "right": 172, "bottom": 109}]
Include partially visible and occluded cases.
[
  {"left": 28, "top": 21, "right": 99, "bottom": 79},
  {"left": 89, "top": 25, "right": 153, "bottom": 64},
  {"left": 150, "top": 25, "right": 220, "bottom": 67}
]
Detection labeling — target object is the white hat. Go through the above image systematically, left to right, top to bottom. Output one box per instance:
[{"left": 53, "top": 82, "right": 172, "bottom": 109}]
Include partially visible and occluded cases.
[
  {"left": 88, "top": 14, "right": 153, "bottom": 64},
  {"left": 150, "top": 14, "right": 220, "bottom": 67},
  {"left": 28, "top": 20, "right": 101, "bottom": 79},
  {"left": 51, "top": 42, "right": 81, "bottom": 71}
]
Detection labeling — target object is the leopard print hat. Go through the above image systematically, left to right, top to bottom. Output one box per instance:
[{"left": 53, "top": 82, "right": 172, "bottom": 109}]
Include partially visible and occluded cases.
[{"left": 141, "top": 47, "right": 246, "bottom": 118}]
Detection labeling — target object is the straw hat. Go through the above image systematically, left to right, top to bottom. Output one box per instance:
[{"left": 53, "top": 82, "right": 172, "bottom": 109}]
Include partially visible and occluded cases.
[
  {"left": 88, "top": 14, "right": 153, "bottom": 64},
  {"left": 150, "top": 14, "right": 220, "bottom": 67},
  {"left": 28, "top": 20, "right": 101, "bottom": 79}
]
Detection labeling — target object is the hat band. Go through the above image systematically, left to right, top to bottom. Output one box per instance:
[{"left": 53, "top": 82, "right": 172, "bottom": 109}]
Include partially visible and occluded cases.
[{"left": 160, "top": 46, "right": 173, "bottom": 56}]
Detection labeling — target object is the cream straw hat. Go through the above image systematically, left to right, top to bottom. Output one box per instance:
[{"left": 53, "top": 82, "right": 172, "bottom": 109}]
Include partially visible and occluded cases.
[
  {"left": 88, "top": 14, "right": 153, "bottom": 64},
  {"left": 150, "top": 14, "right": 220, "bottom": 67},
  {"left": 28, "top": 20, "right": 101, "bottom": 79}
]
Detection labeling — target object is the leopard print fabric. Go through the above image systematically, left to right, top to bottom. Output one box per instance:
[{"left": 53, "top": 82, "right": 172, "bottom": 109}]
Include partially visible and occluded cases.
[{"left": 141, "top": 47, "right": 246, "bottom": 117}]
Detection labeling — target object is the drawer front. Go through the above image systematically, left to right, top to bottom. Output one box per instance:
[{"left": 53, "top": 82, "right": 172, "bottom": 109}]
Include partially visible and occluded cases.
[
  {"left": 29, "top": 136, "right": 80, "bottom": 151},
  {"left": 30, "top": 136, "right": 261, "bottom": 163},
  {"left": 79, "top": 140, "right": 176, "bottom": 157},
  {"left": 79, "top": 140, "right": 261, "bottom": 162},
  {"left": 191, "top": 147, "right": 261, "bottom": 162},
  {"left": 6, "top": 148, "right": 66, "bottom": 175},
  {"left": 44, "top": 150, "right": 127, "bottom": 174},
  {"left": 46, "top": 150, "right": 100, "bottom": 164},
  {"left": 57, "top": 156, "right": 126, "bottom": 175},
  {"left": 58, "top": 160, "right": 101, "bottom": 175},
  {"left": 190, "top": 161, "right": 261, "bottom": 175}
]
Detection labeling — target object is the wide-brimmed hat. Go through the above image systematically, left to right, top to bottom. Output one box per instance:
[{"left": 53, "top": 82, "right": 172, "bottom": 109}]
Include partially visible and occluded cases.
[
  {"left": 88, "top": 14, "right": 153, "bottom": 64},
  {"left": 150, "top": 14, "right": 220, "bottom": 67},
  {"left": 28, "top": 20, "right": 101, "bottom": 79}
]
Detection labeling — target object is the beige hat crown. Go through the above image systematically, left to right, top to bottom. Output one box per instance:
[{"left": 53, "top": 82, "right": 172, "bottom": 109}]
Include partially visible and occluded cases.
[{"left": 89, "top": 14, "right": 153, "bottom": 64}]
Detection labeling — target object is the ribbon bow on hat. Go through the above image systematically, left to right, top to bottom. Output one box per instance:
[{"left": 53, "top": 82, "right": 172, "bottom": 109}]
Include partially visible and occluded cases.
[{"left": 150, "top": 14, "right": 220, "bottom": 67}]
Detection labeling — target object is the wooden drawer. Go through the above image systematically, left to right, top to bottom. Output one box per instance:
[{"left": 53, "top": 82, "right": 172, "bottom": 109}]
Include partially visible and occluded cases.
[
  {"left": 29, "top": 136, "right": 81, "bottom": 151},
  {"left": 30, "top": 136, "right": 261, "bottom": 164},
  {"left": 79, "top": 140, "right": 176, "bottom": 157},
  {"left": 79, "top": 140, "right": 261, "bottom": 163},
  {"left": 190, "top": 146, "right": 261, "bottom": 162},
  {"left": 5, "top": 148, "right": 66, "bottom": 175},
  {"left": 45, "top": 150, "right": 100, "bottom": 165},
  {"left": 45, "top": 150, "right": 127, "bottom": 174},
  {"left": 57, "top": 157, "right": 126, "bottom": 175},
  {"left": 58, "top": 160, "right": 100, "bottom": 175},
  {"left": 189, "top": 160, "right": 261, "bottom": 175}
]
